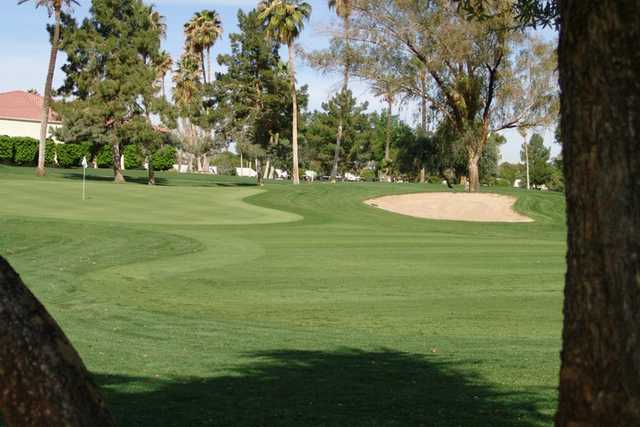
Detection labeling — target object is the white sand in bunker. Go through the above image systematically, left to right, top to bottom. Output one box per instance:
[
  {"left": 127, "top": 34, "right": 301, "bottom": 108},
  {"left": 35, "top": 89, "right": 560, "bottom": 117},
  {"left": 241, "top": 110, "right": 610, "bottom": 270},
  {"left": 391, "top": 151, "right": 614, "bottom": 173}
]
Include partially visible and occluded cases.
[{"left": 365, "top": 192, "right": 533, "bottom": 223}]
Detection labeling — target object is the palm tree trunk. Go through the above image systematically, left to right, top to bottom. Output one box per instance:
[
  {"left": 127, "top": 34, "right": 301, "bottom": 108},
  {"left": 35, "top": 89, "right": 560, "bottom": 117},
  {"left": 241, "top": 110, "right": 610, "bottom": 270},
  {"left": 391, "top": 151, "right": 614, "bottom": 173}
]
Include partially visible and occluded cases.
[
  {"left": 555, "top": 1, "right": 640, "bottom": 425},
  {"left": 36, "top": 6, "right": 62, "bottom": 177},
  {"left": 330, "top": 16, "right": 351, "bottom": 184},
  {"left": 288, "top": 41, "right": 300, "bottom": 185},
  {"left": 207, "top": 46, "right": 212, "bottom": 83},
  {"left": 200, "top": 50, "right": 207, "bottom": 84},
  {"left": 161, "top": 74, "right": 166, "bottom": 101},
  {"left": 147, "top": 156, "right": 155, "bottom": 185}
]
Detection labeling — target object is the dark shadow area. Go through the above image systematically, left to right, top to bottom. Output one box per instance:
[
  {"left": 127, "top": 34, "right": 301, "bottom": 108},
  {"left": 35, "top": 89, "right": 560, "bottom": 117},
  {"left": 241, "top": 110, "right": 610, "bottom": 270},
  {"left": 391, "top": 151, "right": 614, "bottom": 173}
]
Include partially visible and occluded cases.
[
  {"left": 61, "top": 172, "right": 258, "bottom": 188},
  {"left": 62, "top": 172, "right": 170, "bottom": 186},
  {"left": 94, "top": 348, "right": 552, "bottom": 427}
]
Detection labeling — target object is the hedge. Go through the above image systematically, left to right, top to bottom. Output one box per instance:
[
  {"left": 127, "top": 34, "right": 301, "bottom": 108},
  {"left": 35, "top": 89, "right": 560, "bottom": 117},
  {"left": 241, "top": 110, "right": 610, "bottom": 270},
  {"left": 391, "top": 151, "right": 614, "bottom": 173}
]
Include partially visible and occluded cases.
[
  {"left": 0, "top": 135, "right": 12, "bottom": 161},
  {"left": 13, "top": 137, "right": 39, "bottom": 164},
  {"left": 57, "top": 143, "right": 91, "bottom": 168},
  {"left": 123, "top": 144, "right": 144, "bottom": 169},
  {"left": 96, "top": 145, "right": 113, "bottom": 168},
  {"left": 151, "top": 146, "right": 176, "bottom": 171}
]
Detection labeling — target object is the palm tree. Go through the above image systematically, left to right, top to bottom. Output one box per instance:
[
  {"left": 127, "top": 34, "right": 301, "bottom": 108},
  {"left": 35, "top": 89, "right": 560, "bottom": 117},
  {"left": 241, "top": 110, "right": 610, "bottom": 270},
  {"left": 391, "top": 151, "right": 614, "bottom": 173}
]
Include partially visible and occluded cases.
[
  {"left": 19, "top": 0, "right": 79, "bottom": 177},
  {"left": 258, "top": 0, "right": 311, "bottom": 185},
  {"left": 328, "top": 0, "right": 352, "bottom": 183},
  {"left": 149, "top": 6, "right": 167, "bottom": 39},
  {"left": 184, "top": 10, "right": 223, "bottom": 84},
  {"left": 155, "top": 51, "right": 173, "bottom": 101}
]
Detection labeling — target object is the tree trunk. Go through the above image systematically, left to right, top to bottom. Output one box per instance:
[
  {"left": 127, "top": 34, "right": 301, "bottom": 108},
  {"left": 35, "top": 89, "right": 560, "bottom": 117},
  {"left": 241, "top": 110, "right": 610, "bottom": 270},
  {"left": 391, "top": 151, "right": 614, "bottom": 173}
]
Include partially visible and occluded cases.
[
  {"left": 555, "top": 1, "right": 640, "bottom": 426},
  {"left": 36, "top": 7, "right": 62, "bottom": 177},
  {"left": 330, "top": 16, "right": 351, "bottom": 184},
  {"left": 288, "top": 41, "right": 300, "bottom": 185},
  {"left": 207, "top": 46, "right": 212, "bottom": 84},
  {"left": 200, "top": 50, "right": 207, "bottom": 84},
  {"left": 420, "top": 68, "right": 428, "bottom": 184},
  {"left": 161, "top": 74, "right": 166, "bottom": 101},
  {"left": 384, "top": 98, "right": 392, "bottom": 163},
  {"left": 524, "top": 138, "right": 531, "bottom": 190},
  {"left": 111, "top": 141, "right": 125, "bottom": 183},
  {"left": 467, "top": 150, "right": 481, "bottom": 193},
  {"left": 147, "top": 156, "right": 155, "bottom": 185},
  {"left": 256, "top": 158, "right": 263, "bottom": 186},
  {"left": 0, "top": 256, "right": 115, "bottom": 426}
]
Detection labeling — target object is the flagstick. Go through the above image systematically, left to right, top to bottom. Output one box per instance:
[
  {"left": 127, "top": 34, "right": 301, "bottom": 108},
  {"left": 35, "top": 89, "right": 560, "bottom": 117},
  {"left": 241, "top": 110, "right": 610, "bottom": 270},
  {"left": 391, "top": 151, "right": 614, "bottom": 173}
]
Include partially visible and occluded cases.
[{"left": 82, "top": 166, "right": 86, "bottom": 201}]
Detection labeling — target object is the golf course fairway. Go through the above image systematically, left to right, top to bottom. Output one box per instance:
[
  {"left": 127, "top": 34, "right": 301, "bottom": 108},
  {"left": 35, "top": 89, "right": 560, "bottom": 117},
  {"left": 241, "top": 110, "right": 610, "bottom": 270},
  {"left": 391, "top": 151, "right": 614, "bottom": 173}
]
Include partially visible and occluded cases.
[{"left": 0, "top": 165, "right": 566, "bottom": 426}]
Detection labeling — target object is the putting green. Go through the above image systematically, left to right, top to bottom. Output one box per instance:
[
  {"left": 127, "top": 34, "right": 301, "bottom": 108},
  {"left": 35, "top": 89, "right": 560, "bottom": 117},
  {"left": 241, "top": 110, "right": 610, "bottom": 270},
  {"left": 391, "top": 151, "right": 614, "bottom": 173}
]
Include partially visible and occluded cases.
[{"left": 0, "top": 179, "right": 301, "bottom": 225}]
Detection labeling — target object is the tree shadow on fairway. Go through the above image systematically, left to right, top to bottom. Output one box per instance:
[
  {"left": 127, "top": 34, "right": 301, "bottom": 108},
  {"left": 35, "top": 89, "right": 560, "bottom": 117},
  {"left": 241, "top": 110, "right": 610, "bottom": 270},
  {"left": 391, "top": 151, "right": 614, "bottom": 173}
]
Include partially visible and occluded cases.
[
  {"left": 62, "top": 172, "right": 170, "bottom": 186},
  {"left": 62, "top": 172, "right": 258, "bottom": 188},
  {"left": 94, "top": 348, "right": 553, "bottom": 427}
]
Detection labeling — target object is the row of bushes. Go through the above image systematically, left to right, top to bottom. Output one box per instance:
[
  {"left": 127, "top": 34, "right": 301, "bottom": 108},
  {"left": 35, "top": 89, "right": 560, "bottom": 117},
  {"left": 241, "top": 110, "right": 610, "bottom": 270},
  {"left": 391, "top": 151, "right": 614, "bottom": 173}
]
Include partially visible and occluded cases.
[{"left": 0, "top": 135, "right": 176, "bottom": 171}]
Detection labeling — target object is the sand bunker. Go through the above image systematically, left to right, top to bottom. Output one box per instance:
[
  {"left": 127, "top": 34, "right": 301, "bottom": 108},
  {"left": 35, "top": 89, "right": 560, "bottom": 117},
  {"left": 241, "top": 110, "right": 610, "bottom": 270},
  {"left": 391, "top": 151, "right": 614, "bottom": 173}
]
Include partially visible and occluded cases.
[{"left": 365, "top": 192, "right": 533, "bottom": 223}]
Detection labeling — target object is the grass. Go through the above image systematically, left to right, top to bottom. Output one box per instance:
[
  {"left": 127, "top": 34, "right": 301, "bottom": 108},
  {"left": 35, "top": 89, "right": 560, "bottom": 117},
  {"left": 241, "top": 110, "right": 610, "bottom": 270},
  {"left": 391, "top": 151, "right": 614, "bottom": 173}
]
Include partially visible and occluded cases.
[{"left": 0, "top": 165, "right": 567, "bottom": 426}]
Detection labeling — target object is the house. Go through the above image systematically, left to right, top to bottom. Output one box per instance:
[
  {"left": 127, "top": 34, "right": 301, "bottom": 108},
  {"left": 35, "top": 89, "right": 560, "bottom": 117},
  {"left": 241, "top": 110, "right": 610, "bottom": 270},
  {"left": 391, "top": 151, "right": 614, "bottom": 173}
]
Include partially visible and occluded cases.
[{"left": 0, "top": 91, "right": 61, "bottom": 140}]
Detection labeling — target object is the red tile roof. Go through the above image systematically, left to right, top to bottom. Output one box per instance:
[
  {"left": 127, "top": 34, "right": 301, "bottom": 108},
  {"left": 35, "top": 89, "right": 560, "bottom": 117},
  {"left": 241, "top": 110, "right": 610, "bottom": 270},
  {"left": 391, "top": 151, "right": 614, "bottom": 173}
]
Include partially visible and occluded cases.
[{"left": 0, "top": 91, "right": 61, "bottom": 123}]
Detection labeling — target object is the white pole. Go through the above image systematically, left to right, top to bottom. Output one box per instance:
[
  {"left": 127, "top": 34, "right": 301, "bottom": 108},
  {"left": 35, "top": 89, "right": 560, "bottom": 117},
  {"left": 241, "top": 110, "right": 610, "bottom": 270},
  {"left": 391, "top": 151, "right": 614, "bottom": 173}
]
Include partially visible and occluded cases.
[{"left": 81, "top": 156, "right": 87, "bottom": 200}]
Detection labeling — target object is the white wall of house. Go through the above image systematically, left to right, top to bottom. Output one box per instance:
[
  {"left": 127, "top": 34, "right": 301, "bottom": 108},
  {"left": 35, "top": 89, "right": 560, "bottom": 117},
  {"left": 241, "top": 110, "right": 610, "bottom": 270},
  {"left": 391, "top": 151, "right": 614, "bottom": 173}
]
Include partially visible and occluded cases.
[{"left": 0, "top": 118, "right": 61, "bottom": 142}]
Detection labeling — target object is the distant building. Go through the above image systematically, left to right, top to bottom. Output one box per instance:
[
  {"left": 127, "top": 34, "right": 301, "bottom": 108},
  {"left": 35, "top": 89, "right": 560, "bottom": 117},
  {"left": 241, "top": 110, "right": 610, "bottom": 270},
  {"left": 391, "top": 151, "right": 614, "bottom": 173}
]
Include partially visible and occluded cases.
[{"left": 0, "top": 91, "right": 62, "bottom": 140}]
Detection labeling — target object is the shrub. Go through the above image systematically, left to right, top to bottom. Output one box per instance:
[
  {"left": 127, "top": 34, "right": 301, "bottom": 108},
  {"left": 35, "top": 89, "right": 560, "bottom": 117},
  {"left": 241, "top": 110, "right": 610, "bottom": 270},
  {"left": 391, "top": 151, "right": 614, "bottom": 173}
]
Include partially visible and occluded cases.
[
  {"left": 0, "top": 135, "right": 13, "bottom": 162},
  {"left": 13, "top": 137, "right": 38, "bottom": 165},
  {"left": 45, "top": 140, "right": 56, "bottom": 166},
  {"left": 56, "top": 143, "right": 91, "bottom": 168},
  {"left": 123, "top": 144, "right": 144, "bottom": 169},
  {"left": 96, "top": 145, "right": 113, "bottom": 168},
  {"left": 151, "top": 146, "right": 176, "bottom": 171},
  {"left": 360, "top": 168, "right": 377, "bottom": 182},
  {"left": 494, "top": 177, "right": 511, "bottom": 187}
]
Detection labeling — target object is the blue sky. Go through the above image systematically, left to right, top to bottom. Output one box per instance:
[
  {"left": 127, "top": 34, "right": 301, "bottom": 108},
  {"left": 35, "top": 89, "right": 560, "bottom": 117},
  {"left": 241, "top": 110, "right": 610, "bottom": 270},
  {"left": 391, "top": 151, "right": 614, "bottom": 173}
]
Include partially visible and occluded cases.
[{"left": 1, "top": 0, "right": 559, "bottom": 163}]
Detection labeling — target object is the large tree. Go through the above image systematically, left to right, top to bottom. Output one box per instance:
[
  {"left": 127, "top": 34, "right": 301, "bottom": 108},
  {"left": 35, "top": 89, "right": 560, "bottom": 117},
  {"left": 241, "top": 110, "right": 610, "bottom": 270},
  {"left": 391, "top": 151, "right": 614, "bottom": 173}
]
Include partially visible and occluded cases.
[
  {"left": 19, "top": 0, "right": 79, "bottom": 177},
  {"left": 56, "top": 0, "right": 164, "bottom": 183},
  {"left": 258, "top": 0, "right": 312, "bottom": 185},
  {"left": 351, "top": 0, "right": 555, "bottom": 191},
  {"left": 458, "top": 0, "right": 640, "bottom": 424},
  {"left": 555, "top": 1, "right": 640, "bottom": 425},
  {"left": 215, "top": 9, "right": 306, "bottom": 185}
]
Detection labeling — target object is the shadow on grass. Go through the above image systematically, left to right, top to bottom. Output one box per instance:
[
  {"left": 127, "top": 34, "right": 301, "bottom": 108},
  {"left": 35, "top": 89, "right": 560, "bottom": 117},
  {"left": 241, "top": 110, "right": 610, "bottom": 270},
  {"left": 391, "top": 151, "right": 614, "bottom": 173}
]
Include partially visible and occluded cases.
[
  {"left": 62, "top": 172, "right": 258, "bottom": 188},
  {"left": 95, "top": 348, "right": 552, "bottom": 426}
]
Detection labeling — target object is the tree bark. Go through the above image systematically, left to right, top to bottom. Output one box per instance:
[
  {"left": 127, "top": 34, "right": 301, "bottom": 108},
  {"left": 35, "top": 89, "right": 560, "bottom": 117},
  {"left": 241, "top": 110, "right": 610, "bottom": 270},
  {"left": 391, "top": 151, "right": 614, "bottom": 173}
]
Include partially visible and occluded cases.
[
  {"left": 555, "top": 1, "right": 640, "bottom": 426},
  {"left": 36, "top": 7, "right": 62, "bottom": 177},
  {"left": 330, "top": 15, "right": 351, "bottom": 184},
  {"left": 288, "top": 41, "right": 300, "bottom": 185},
  {"left": 200, "top": 50, "right": 207, "bottom": 85},
  {"left": 420, "top": 67, "right": 428, "bottom": 183},
  {"left": 111, "top": 141, "right": 125, "bottom": 183},
  {"left": 467, "top": 149, "right": 481, "bottom": 193},
  {"left": 147, "top": 156, "right": 155, "bottom": 185},
  {"left": 0, "top": 256, "right": 114, "bottom": 427}
]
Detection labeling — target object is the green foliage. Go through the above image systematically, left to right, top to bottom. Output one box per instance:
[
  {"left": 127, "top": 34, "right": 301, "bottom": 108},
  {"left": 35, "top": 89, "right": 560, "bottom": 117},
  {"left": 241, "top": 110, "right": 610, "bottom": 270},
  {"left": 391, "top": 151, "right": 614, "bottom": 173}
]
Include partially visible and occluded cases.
[
  {"left": 56, "top": 0, "right": 165, "bottom": 177},
  {"left": 302, "top": 90, "right": 373, "bottom": 174},
  {"left": 479, "top": 133, "right": 506, "bottom": 185},
  {"left": 522, "top": 133, "right": 552, "bottom": 187},
  {"left": 0, "top": 135, "right": 13, "bottom": 162},
  {"left": 13, "top": 137, "right": 39, "bottom": 165},
  {"left": 44, "top": 140, "right": 57, "bottom": 166},
  {"left": 56, "top": 142, "right": 91, "bottom": 168},
  {"left": 123, "top": 144, "right": 144, "bottom": 169},
  {"left": 96, "top": 145, "right": 114, "bottom": 168},
  {"left": 151, "top": 146, "right": 176, "bottom": 171},
  {"left": 210, "top": 151, "right": 239, "bottom": 176},
  {"left": 498, "top": 162, "right": 523, "bottom": 186},
  {"left": 359, "top": 167, "right": 377, "bottom": 182}
]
